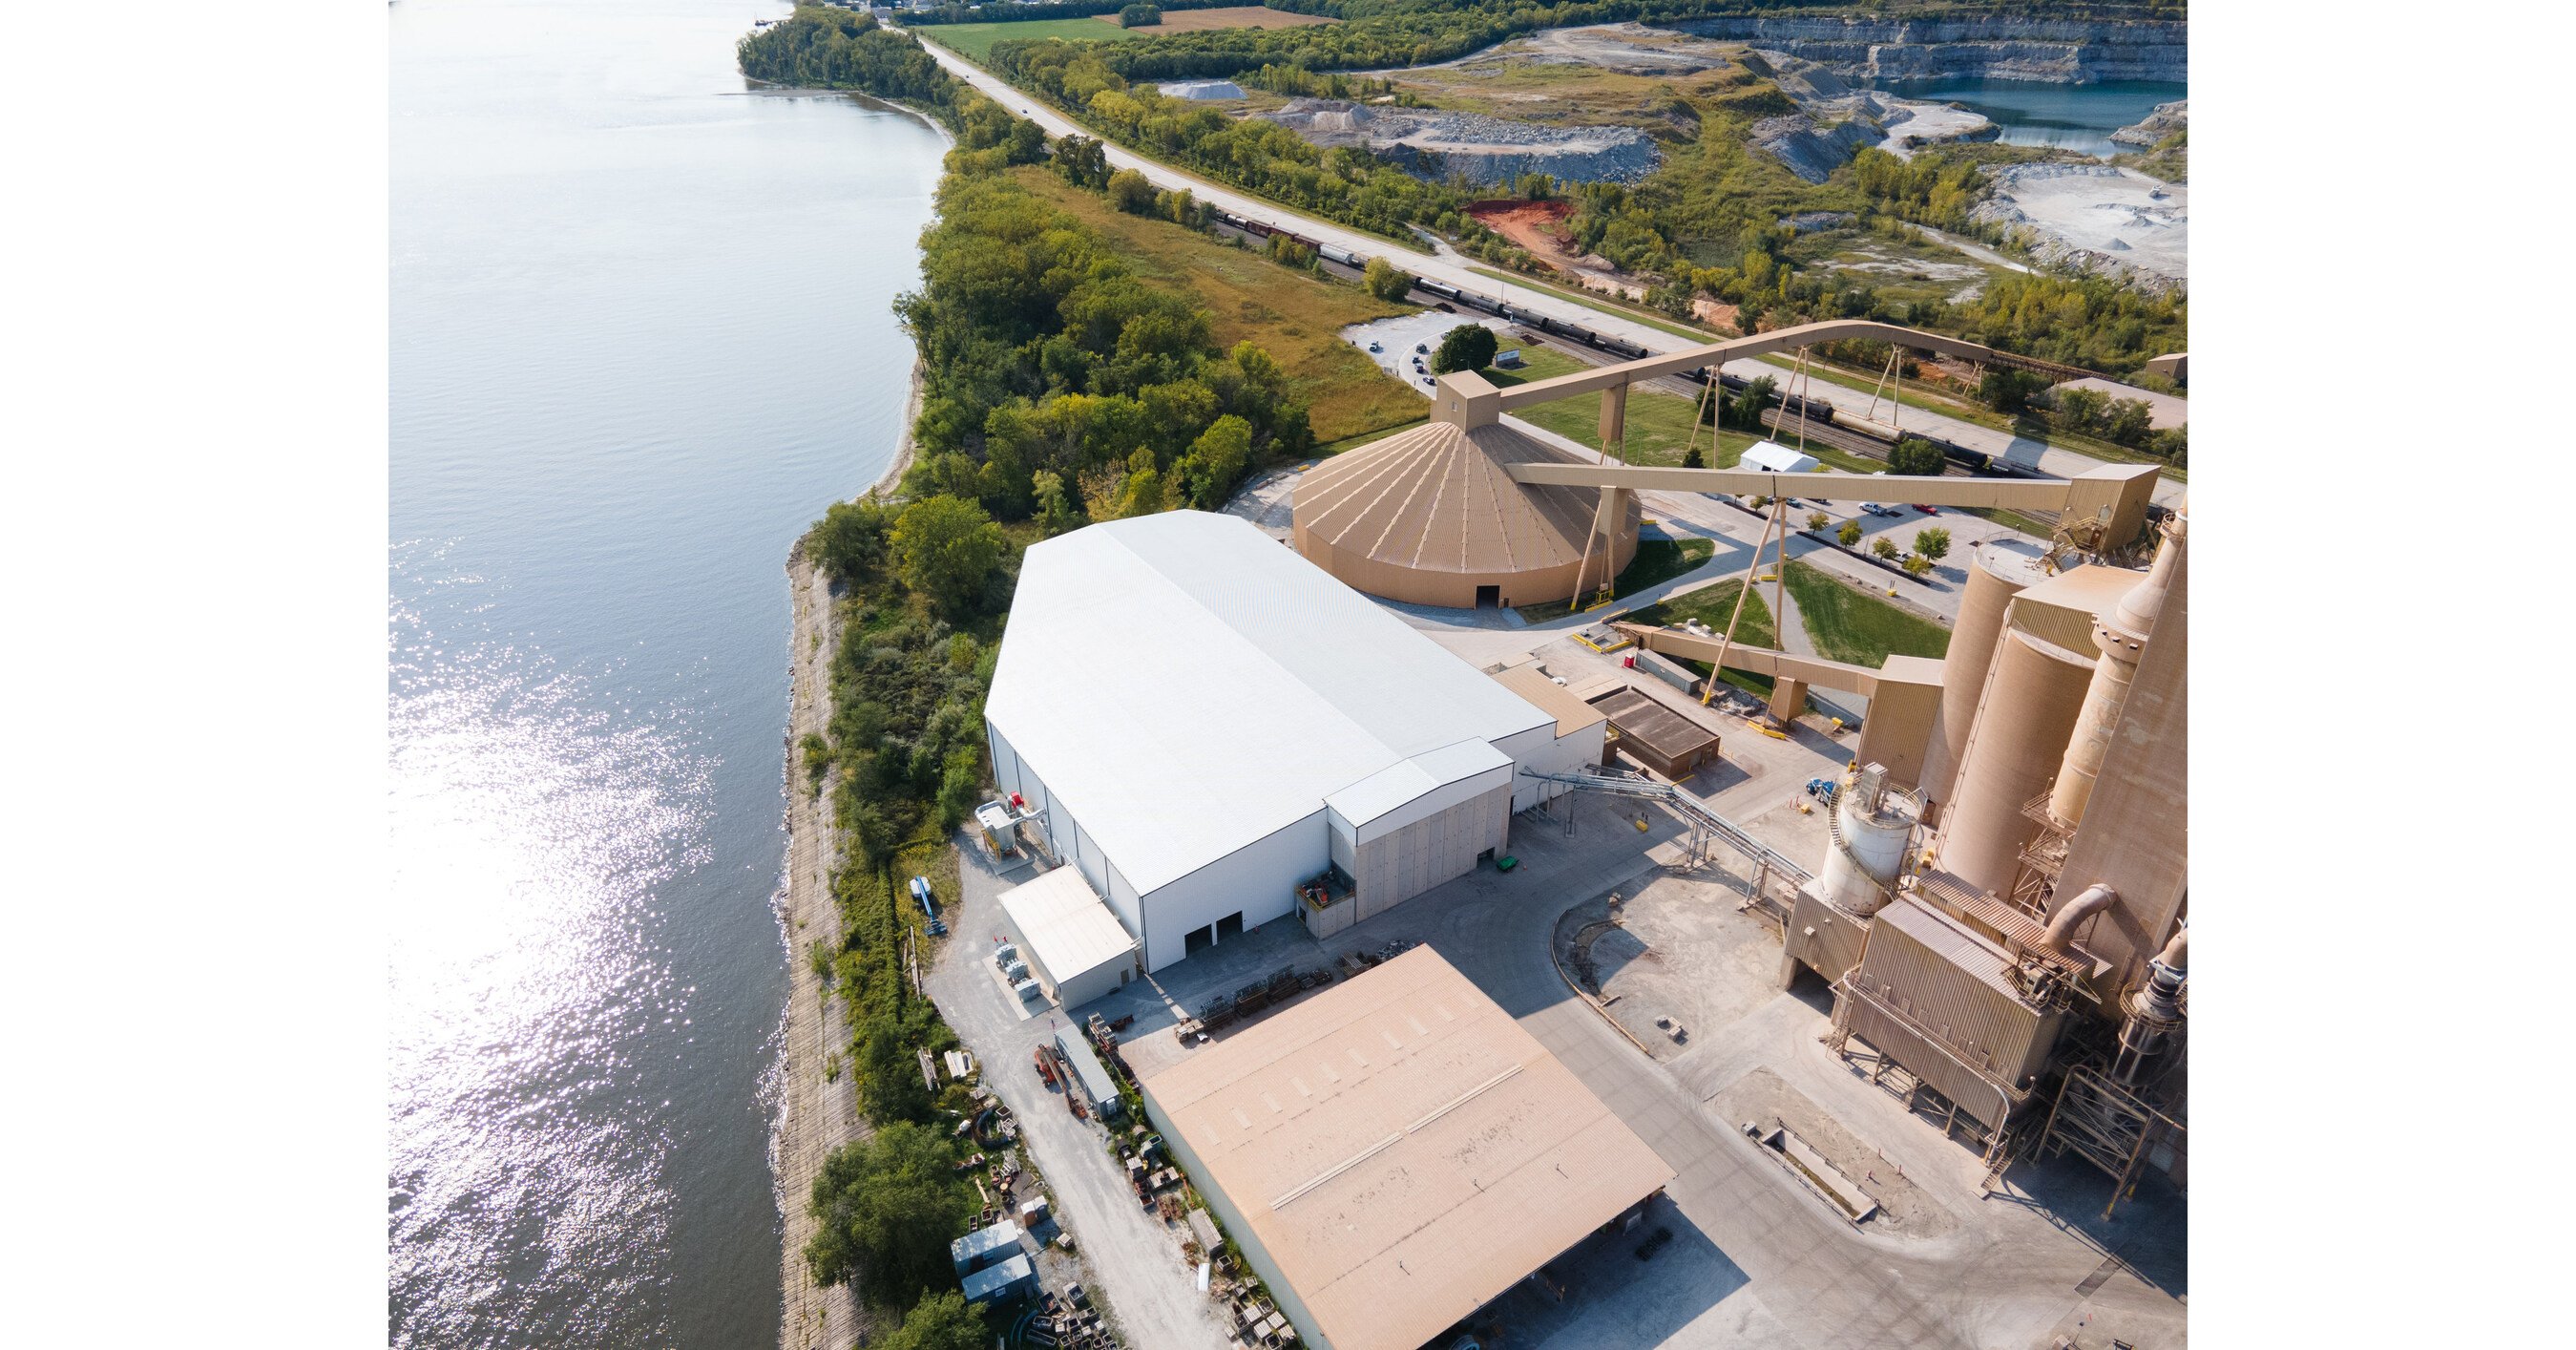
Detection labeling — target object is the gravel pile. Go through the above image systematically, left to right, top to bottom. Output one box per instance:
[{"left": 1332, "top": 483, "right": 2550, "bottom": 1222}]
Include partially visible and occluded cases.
[{"left": 1261, "top": 99, "right": 1663, "bottom": 186}]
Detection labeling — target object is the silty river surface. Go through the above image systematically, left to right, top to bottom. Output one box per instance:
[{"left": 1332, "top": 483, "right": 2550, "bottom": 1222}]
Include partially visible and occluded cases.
[{"left": 389, "top": 0, "right": 943, "bottom": 1342}]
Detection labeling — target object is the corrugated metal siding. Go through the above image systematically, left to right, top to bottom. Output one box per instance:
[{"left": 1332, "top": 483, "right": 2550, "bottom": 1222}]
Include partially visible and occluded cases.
[
  {"left": 1789, "top": 887, "right": 1869, "bottom": 984},
  {"left": 1847, "top": 900, "right": 2059, "bottom": 1115}
]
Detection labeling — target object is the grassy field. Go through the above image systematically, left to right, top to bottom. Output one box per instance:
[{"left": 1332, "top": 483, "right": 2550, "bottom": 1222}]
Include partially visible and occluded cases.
[
  {"left": 1119, "top": 6, "right": 1338, "bottom": 33},
  {"left": 913, "top": 19, "right": 1142, "bottom": 63},
  {"left": 1011, "top": 167, "right": 1424, "bottom": 445},
  {"left": 1485, "top": 346, "right": 1757, "bottom": 468},
  {"left": 1313, "top": 417, "right": 1425, "bottom": 456},
  {"left": 1515, "top": 537, "right": 1713, "bottom": 623},
  {"left": 1781, "top": 559, "right": 1950, "bottom": 666},
  {"left": 1624, "top": 579, "right": 1778, "bottom": 697}
]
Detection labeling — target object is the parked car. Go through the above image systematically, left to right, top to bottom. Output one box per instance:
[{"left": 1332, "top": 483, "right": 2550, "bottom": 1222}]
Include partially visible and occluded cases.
[
  {"left": 1367, "top": 341, "right": 1382, "bottom": 352},
  {"left": 1415, "top": 343, "right": 1429, "bottom": 353},
  {"left": 1912, "top": 503, "right": 1939, "bottom": 515}
]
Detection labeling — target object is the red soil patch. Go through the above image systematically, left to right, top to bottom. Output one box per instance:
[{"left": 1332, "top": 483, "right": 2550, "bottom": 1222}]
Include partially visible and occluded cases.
[{"left": 1466, "top": 199, "right": 1581, "bottom": 266}]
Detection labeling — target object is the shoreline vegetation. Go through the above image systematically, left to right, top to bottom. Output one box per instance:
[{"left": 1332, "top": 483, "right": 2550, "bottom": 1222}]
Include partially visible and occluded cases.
[{"left": 744, "top": 10, "right": 1403, "bottom": 1343}]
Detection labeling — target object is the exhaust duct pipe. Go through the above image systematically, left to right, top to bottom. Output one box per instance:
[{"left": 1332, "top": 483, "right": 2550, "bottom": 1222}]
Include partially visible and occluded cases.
[{"left": 2038, "top": 882, "right": 2117, "bottom": 957}]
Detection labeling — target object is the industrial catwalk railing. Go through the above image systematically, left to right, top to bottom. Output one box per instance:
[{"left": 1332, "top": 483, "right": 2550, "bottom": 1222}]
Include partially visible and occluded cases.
[{"left": 1520, "top": 765, "right": 1813, "bottom": 886}]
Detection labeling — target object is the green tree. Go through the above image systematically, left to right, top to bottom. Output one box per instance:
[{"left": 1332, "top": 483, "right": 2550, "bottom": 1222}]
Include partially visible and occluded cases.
[
  {"left": 1118, "top": 3, "right": 1161, "bottom": 27},
  {"left": 1052, "top": 135, "right": 1109, "bottom": 189},
  {"left": 1107, "top": 168, "right": 1155, "bottom": 214},
  {"left": 1517, "top": 171, "right": 1555, "bottom": 200},
  {"left": 1363, "top": 256, "right": 1413, "bottom": 303},
  {"left": 1431, "top": 324, "right": 1497, "bottom": 374},
  {"left": 1978, "top": 367, "right": 2047, "bottom": 414},
  {"left": 1729, "top": 375, "right": 1774, "bottom": 432},
  {"left": 2050, "top": 385, "right": 2106, "bottom": 431},
  {"left": 2101, "top": 397, "right": 2154, "bottom": 447},
  {"left": 1178, "top": 414, "right": 1254, "bottom": 509},
  {"left": 1887, "top": 437, "right": 1945, "bottom": 476},
  {"left": 1681, "top": 445, "right": 1706, "bottom": 469},
  {"left": 1032, "top": 469, "right": 1081, "bottom": 536},
  {"left": 891, "top": 496, "right": 1007, "bottom": 615},
  {"left": 810, "top": 497, "right": 891, "bottom": 583},
  {"left": 1805, "top": 511, "right": 1829, "bottom": 533},
  {"left": 1837, "top": 519, "right": 1863, "bottom": 547},
  {"left": 1913, "top": 526, "right": 1951, "bottom": 562},
  {"left": 1872, "top": 536, "right": 1901, "bottom": 560},
  {"left": 1901, "top": 554, "right": 1934, "bottom": 576},
  {"left": 936, "top": 748, "right": 982, "bottom": 832},
  {"left": 858, "top": 1013, "right": 932, "bottom": 1125},
  {"left": 804, "top": 1122, "right": 971, "bottom": 1306},
  {"left": 882, "top": 1292, "right": 989, "bottom": 1350}
]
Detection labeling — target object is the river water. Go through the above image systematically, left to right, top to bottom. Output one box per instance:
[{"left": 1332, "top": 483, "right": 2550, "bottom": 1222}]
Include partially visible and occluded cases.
[
  {"left": 387, "top": 0, "right": 945, "bottom": 1344},
  {"left": 1874, "top": 78, "right": 2187, "bottom": 158}
]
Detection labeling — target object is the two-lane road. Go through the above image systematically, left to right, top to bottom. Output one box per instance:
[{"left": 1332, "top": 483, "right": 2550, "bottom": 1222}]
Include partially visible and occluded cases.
[{"left": 906, "top": 31, "right": 2182, "bottom": 510}]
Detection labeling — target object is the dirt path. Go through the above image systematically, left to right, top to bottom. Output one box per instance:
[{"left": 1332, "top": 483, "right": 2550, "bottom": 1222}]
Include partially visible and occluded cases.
[{"left": 776, "top": 546, "right": 870, "bottom": 1350}]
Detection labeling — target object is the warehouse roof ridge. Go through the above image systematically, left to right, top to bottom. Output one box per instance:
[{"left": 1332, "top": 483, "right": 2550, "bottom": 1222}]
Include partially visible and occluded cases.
[{"left": 985, "top": 512, "right": 1555, "bottom": 896}]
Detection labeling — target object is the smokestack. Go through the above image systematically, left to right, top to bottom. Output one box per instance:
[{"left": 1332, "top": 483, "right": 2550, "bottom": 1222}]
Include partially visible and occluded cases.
[{"left": 2046, "top": 505, "right": 2188, "bottom": 829}]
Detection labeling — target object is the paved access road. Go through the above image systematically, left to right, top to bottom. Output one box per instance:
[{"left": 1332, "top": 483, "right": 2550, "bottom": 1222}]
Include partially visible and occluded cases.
[{"left": 907, "top": 31, "right": 2181, "bottom": 512}]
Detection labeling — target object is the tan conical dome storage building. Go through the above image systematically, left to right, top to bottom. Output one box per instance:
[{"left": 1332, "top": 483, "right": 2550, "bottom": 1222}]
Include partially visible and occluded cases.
[{"left": 1292, "top": 419, "right": 1640, "bottom": 609}]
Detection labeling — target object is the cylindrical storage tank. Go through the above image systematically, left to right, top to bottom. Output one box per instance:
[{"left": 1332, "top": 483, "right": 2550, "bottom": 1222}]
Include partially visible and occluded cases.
[
  {"left": 1923, "top": 539, "right": 2054, "bottom": 806},
  {"left": 1936, "top": 626, "right": 2095, "bottom": 896},
  {"left": 1819, "top": 790, "right": 1917, "bottom": 916}
]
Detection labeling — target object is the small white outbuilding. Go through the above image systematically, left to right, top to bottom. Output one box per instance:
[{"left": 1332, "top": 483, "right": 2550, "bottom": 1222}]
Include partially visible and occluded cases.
[
  {"left": 1736, "top": 439, "right": 1821, "bottom": 475},
  {"left": 997, "top": 865, "right": 1139, "bottom": 1010}
]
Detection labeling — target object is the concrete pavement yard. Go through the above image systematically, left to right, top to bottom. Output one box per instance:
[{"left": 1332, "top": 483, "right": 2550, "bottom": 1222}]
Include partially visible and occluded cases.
[
  {"left": 935, "top": 752, "right": 2184, "bottom": 1350},
  {"left": 927, "top": 843, "right": 1238, "bottom": 1350}
]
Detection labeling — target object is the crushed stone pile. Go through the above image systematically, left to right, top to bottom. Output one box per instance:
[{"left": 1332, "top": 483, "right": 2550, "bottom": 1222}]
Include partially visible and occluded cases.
[
  {"left": 1259, "top": 98, "right": 1663, "bottom": 186},
  {"left": 1748, "top": 115, "right": 1876, "bottom": 183}
]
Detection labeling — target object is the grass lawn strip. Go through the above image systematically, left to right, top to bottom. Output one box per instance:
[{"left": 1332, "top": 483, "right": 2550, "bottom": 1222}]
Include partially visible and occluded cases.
[
  {"left": 1515, "top": 537, "right": 1713, "bottom": 623},
  {"left": 1780, "top": 559, "right": 1950, "bottom": 666},
  {"left": 1623, "top": 580, "right": 1779, "bottom": 698}
]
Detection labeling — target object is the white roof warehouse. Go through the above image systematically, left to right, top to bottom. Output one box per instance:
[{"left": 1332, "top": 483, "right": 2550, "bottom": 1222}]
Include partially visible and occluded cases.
[{"left": 983, "top": 513, "right": 1602, "bottom": 974}]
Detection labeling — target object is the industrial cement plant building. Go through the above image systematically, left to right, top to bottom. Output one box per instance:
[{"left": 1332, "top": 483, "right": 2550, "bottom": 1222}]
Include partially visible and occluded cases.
[
  {"left": 983, "top": 512, "right": 1606, "bottom": 974},
  {"left": 1137, "top": 947, "right": 1673, "bottom": 1350}
]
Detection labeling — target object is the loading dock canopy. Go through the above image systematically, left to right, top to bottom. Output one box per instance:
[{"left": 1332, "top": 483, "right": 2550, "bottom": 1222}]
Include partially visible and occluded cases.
[{"left": 999, "top": 866, "right": 1137, "bottom": 1001}]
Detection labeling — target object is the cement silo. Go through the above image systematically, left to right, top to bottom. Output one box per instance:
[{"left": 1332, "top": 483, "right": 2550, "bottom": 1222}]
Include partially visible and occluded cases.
[
  {"left": 2047, "top": 510, "right": 2187, "bottom": 830},
  {"left": 1921, "top": 539, "right": 2054, "bottom": 807},
  {"left": 1935, "top": 626, "right": 2095, "bottom": 897}
]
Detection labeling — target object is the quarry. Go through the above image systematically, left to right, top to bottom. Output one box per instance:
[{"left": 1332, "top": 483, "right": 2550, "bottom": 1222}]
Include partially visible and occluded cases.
[{"left": 1259, "top": 97, "right": 1663, "bottom": 188}]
